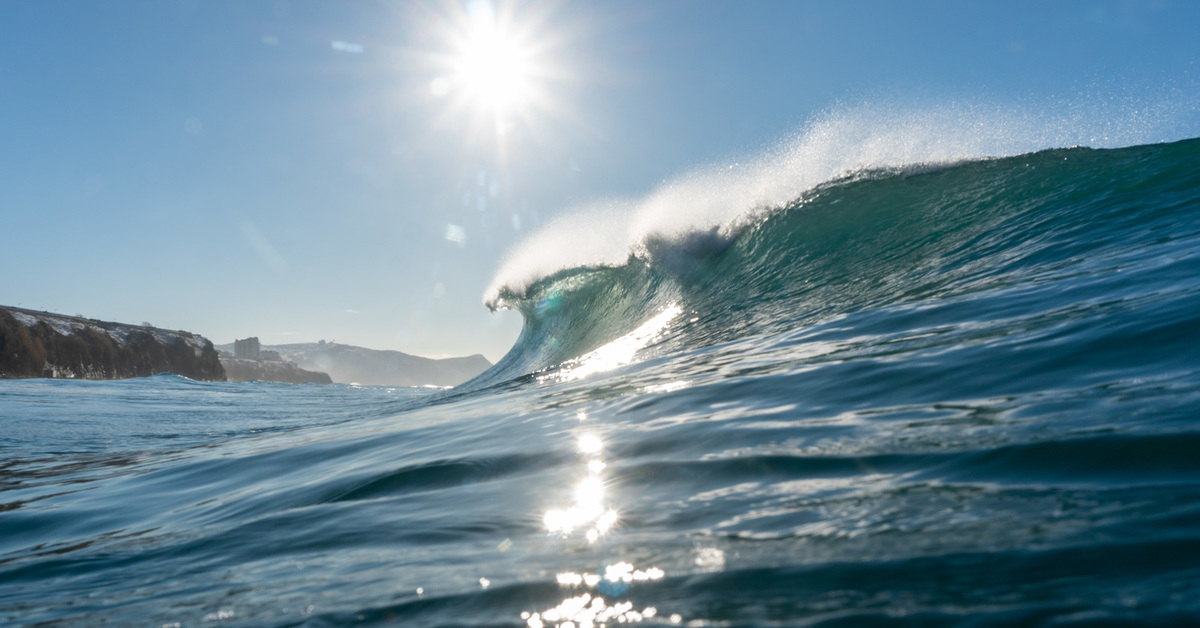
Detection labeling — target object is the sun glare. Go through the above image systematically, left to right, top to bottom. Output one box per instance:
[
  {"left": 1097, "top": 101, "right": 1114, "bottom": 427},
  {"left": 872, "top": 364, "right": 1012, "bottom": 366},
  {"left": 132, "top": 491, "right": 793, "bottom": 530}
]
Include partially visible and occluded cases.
[
  {"left": 425, "top": 0, "right": 573, "bottom": 149},
  {"left": 441, "top": 0, "right": 540, "bottom": 120},
  {"left": 456, "top": 20, "right": 534, "bottom": 114}
]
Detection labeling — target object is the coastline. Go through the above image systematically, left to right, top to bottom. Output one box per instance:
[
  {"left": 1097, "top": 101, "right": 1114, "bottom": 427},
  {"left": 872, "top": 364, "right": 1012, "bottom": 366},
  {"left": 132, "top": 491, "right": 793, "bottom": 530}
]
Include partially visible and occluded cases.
[{"left": 0, "top": 306, "right": 225, "bottom": 381}]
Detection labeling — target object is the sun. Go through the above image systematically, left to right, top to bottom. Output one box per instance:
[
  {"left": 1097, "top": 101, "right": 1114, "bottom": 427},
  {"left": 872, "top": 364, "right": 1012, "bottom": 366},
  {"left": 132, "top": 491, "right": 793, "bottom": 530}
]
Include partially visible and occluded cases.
[
  {"left": 425, "top": 0, "right": 570, "bottom": 150},
  {"left": 441, "top": 0, "right": 540, "bottom": 119},
  {"left": 455, "top": 17, "right": 534, "bottom": 114}
]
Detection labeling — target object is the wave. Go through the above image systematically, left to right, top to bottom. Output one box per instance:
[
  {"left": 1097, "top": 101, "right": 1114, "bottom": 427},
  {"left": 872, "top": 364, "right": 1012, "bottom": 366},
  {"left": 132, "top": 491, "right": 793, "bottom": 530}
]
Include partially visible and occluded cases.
[
  {"left": 486, "top": 99, "right": 1194, "bottom": 305},
  {"left": 475, "top": 131, "right": 1200, "bottom": 385}
]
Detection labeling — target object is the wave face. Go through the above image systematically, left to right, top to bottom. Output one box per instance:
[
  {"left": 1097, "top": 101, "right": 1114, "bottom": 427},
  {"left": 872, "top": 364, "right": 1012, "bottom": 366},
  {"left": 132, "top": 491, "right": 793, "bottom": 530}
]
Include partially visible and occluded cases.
[
  {"left": 2, "top": 136, "right": 1200, "bottom": 627},
  {"left": 481, "top": 137, "right": 1200, "bottom": 388}
]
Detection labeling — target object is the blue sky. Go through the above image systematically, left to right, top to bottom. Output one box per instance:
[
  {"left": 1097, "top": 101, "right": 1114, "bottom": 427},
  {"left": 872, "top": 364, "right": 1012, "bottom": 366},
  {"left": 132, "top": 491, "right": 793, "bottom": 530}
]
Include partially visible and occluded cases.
[{"left": 2, "top": 1, "right": 1198, "bottom": 361}]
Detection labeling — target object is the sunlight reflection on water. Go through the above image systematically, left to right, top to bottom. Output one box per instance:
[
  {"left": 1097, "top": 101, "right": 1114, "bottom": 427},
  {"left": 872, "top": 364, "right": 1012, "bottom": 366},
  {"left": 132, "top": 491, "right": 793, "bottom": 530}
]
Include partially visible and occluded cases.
[
  {"left": 542, "top": 304, "right": 683, "bottom": 382},
  {"left": 525, "top": 431, "right": 677, "bottom": 627},
  {"left": 543, "top": 433, "right": 617, "bottom": 542},
  {"left": 524, "top": 562, "right": 668, "bottom": 627},
  {"left": 523, "top": 592, "right": 659, "bottom": 628}
]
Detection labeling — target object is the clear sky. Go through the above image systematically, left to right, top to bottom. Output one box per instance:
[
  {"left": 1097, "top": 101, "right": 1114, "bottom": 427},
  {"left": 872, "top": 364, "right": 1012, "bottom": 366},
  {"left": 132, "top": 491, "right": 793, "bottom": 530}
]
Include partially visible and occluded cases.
[{"left": 2, "top": 1, "right": 1198, "bottom": 362}]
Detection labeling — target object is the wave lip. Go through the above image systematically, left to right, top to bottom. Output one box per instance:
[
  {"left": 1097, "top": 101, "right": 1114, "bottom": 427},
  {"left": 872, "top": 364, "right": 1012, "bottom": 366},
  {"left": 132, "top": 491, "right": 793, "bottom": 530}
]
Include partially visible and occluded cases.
[{"left": 487, "top": 99, "right": 1190, "bottom": 306}]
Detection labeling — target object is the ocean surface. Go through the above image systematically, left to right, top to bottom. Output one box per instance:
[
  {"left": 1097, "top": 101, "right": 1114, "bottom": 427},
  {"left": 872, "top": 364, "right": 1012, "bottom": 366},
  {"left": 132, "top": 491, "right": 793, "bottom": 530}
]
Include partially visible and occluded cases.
[{"left": 3, "top": 135, "right": 1200, "bottom": 627}]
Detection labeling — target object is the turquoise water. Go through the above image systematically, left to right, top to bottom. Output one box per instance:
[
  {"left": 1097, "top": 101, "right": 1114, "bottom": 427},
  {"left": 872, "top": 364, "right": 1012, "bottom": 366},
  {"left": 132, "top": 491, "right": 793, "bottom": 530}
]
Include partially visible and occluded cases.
[{"left": 2, "top": 138, "right": 1200, "bottom": 626}]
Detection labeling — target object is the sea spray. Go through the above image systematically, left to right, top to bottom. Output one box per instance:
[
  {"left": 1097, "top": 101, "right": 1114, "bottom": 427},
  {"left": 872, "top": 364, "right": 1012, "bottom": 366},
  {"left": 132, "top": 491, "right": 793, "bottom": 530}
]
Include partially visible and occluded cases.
[
  {"left": 486, "top": 98, "right": 1196, "bottom": 304},
  {"left": 470, "top": 137, "right": 1199, "bottom": 393}
]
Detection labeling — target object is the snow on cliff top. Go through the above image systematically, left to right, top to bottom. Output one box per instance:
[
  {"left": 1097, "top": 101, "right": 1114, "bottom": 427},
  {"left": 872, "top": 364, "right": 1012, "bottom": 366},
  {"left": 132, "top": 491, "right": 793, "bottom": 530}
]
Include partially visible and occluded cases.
[{"left": 7, "top": 309, "right": 210, "bottom": 353}]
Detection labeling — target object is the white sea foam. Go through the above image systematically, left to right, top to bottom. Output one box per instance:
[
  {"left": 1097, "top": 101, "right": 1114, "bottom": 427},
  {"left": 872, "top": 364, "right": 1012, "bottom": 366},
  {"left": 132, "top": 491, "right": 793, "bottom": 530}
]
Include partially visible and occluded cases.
[{"left": 485, "top": 96, "right": 1194, "bottom": 305}]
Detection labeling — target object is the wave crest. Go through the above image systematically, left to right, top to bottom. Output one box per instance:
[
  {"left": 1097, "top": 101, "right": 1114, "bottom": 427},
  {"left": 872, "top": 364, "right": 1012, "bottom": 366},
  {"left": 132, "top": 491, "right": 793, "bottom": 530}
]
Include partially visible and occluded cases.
[
  {"left": 486, "top": 98, "right": 1188, "bottom": 305},
  {"left": 465, "top": 135, "right": 1199, "bottom": 389}
]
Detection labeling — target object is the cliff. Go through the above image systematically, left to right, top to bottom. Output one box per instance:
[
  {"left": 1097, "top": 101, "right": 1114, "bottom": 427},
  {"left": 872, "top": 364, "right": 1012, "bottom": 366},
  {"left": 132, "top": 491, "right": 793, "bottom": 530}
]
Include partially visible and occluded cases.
[
  {"left": 0, "top": 306, "right": 225, "bottom": 381},
  {"left": 216, "top": 341, "right": 492, "bottom": 387},
  {"left": 219, "top": 358, "right": 332, "bottom": 384}
]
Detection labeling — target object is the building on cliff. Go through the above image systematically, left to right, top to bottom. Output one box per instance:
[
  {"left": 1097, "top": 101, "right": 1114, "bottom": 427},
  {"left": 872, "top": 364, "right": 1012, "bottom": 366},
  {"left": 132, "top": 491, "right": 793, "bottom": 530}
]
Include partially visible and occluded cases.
[{"left": 234, "top": 337, "right": 261, "bottom": 360}]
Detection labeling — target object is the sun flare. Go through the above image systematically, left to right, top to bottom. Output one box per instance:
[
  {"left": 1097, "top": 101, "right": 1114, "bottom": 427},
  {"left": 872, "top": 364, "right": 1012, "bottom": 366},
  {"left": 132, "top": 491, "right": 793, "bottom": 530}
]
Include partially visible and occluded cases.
[
  {"left": 426, "top": 0, "right": 574, "bottom": 148},
  {"left": 442, "top": 0, "right": 540, "bottom": 118},
  {"left": 456, "top": 22, "right": 534, "bottom": 113}
]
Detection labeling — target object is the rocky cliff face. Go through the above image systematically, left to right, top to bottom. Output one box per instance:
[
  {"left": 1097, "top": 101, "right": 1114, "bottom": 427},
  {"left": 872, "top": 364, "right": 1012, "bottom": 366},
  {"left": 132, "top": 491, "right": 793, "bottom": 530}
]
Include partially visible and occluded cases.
[{"left": 0, "top": 307, "right": 225, "bottom": 381}]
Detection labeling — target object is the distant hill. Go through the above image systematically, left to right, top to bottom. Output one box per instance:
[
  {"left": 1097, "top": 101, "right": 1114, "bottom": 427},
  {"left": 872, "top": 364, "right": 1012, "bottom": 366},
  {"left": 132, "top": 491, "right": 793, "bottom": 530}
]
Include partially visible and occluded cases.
[{"left": 215, "top": 341, "right": 491, "bottom": 387}]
